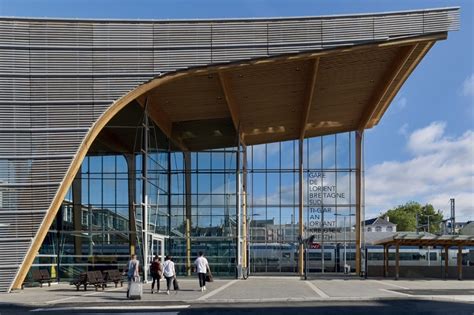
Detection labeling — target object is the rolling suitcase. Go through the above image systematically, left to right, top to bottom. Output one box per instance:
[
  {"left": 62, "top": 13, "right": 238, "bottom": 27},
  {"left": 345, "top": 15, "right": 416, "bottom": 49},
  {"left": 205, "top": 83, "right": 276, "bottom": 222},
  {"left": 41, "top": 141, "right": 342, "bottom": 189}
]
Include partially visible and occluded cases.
[{"left": 128, "top": 277, "right": 142, "bottom": 300}]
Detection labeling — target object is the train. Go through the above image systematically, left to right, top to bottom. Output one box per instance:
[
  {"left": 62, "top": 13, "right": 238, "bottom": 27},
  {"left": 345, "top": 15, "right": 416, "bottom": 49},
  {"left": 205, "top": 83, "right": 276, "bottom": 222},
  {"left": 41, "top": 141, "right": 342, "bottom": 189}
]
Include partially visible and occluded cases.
[
  {"left": 35, "top": 241, "right": 473, "bottom": 275},
  {"left": 248, "top": 243, "right": 474, "bottom": 273}
]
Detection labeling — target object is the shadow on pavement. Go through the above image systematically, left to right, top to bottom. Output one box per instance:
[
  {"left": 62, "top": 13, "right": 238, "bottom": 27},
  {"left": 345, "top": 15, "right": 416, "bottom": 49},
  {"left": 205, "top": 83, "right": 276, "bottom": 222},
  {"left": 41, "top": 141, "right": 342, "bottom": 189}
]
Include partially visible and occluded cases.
[{"left": 2, "top": 299, "right": 474, "bottom": 315}]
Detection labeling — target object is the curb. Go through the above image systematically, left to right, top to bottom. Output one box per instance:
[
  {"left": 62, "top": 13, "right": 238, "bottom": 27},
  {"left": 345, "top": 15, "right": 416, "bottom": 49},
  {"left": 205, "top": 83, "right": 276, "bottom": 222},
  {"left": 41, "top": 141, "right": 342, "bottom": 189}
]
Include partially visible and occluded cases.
[{"left": 2, "top": 295, "right": 473, "bottom": 309}]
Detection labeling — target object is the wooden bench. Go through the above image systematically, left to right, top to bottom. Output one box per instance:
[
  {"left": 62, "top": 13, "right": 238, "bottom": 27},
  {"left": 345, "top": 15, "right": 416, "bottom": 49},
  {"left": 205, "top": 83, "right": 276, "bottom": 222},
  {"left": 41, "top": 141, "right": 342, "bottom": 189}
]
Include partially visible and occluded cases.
[
  {"left": 32, "top": 269, "right": 52, "bottom": 288},
  {"left": 104, "top": 269, "right": 124, "bottom": 288},
  {"left": 86, "top": 271, "right": 106, "bottom": 291},
  {"left": 70, "top": 272, "right": 87, "bottom": 291}
]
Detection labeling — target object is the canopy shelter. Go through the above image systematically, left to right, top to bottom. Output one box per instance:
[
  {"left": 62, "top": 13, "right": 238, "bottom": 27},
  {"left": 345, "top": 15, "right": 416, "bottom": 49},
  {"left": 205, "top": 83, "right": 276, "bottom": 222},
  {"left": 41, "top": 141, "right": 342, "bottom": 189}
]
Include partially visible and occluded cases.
[
  {"left": 91, "top": 33, "right": 448, "bottom": 153},
  {"left": 375, "top": 233, "right": 474, "bottom": 280}
]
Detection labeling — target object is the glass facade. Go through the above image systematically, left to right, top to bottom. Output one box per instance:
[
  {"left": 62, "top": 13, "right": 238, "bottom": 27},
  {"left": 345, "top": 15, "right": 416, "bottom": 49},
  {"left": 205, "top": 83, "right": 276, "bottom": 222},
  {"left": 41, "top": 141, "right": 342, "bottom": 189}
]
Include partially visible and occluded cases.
[
  {"left": 27, "top": 105, "right": 358, "bottom": 283},
  {"left": 248, "top": 134, "right": 357, "bottom": 273},
  {"left": 169, "top": 149, "right": 238, "bottom": 275},
  {"left": 32, "top": 155, "right": 132, "bottom": 282}
]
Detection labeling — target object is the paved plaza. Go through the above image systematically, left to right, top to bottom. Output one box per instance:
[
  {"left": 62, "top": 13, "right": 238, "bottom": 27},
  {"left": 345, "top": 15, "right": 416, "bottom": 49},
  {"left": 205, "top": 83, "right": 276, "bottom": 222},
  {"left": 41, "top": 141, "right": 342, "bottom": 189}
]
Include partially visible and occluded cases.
[{"left": 0, "top": 277, "right": 472, "bottom": 313}]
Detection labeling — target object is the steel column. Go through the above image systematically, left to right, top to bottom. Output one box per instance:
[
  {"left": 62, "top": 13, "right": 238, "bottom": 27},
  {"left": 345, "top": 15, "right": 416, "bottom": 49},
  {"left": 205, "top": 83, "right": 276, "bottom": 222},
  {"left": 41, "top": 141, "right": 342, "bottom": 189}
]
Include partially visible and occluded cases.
[
  {"left": 142, "top": 110, "right": 149, "bottom": 281},
  {"left": 355, "top": 131, "right": 363, "bottom": 275},
  {"left": 236, "top": 135, "right": 242, "bottom": 277},
  {"left": 298, "top": 139, "right": 304, "bottom": 276},
  {"left": 242, "top": 145, "right": 248, "bottom": 271},
  {"left": 184, "top": 152, "right": 192, "bottom": 276}
]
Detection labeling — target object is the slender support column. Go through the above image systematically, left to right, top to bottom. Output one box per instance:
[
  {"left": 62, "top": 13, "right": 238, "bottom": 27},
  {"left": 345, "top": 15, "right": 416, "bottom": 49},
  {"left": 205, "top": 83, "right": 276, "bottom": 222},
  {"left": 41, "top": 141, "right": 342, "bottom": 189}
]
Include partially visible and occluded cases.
[
  {"left": 142, "top": 110, "right": 149, "bottom": 281},
  {"left": 355, "top": 131, "right": 363, "bottom": 275},
  {"left": 236, "top": 135, "right": 242, "bottom": 277},
  {"left": 298, "top": 139, "right": 304, "bottom": 276},
  {"left": 242, "top": 145, "right": 248, "bottom": 270},
  {"left": 167, "top": 149, "right": 172, "bottom": 255},
  {"left": 184, "top": 152, "right": 192, "bottom": 276},
  {"left": 126, "top": 154, "right": 137, "bottom": 255},
  {"left": 72, "top": 170, "right": 82, "bottom": 261},
  {"left": 395, "top": 243, "right": 400, "bottom": 280},
  {"left": 383, "top": 245, "right": 387, "bottom": 277},
  {"left": 457, "top": 245, "right": 463, "bottom": 280},
  {"left": 444, "top": 246, "right": 449, "bottom": 279}
]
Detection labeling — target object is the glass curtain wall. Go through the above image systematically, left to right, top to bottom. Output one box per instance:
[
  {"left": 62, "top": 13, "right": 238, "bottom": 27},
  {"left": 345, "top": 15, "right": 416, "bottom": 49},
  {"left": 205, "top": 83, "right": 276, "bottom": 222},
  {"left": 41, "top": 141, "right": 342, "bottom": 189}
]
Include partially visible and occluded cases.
[
  {"left": 28, "top": 110, "right": 171, "bottom": 283},
  {"left": 134, "top": 115, "right": 170, "bottom": 269},
  {"left": 27, "top": 122, "right": 356, "bottom": 283},
  {"left": 248, "top": 132, "right": 357, "bottom": 273},
  {"left": 169, "top": 149, "right": 237, "bottom": 276},
  {"left": 31, "top": 155, "right": 132, "bottom": 282}
]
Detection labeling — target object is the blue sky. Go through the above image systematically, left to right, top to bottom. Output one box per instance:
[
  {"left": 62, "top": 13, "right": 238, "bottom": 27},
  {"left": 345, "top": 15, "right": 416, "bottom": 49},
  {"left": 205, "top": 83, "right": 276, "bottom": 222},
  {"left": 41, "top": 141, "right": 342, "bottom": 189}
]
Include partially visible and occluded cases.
[{"left": 1, "top": 0, "right": 472, "bottom": 221}]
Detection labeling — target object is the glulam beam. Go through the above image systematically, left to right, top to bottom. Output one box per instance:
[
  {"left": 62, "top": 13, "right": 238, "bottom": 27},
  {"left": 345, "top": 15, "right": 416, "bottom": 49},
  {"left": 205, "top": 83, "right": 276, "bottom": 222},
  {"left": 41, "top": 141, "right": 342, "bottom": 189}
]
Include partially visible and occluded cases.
[
  {"left": 358, "top": 44, "right": 418, "bottom": 131},
  {"left": 300, "top": 57, "right": 320, "bottom": 140}
]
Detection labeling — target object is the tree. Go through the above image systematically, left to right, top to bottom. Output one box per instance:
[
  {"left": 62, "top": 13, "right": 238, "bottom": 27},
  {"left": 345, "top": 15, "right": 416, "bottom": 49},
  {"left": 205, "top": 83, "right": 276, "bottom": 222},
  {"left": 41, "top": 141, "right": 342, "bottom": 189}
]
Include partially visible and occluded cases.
[{"left": 382, "top": 201, "right": 444, "bottom": 233}]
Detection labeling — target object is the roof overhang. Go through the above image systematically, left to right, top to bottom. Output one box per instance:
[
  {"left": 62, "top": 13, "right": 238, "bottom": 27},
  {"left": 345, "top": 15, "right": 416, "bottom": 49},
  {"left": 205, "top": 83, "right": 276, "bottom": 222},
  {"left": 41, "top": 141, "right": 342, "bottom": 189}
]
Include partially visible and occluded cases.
[
  {"left": 85, "top": 7, "right": 459, "bottom": 153},
  {"left": 130, "top": 33, "right": 446, "bottom": 151}
]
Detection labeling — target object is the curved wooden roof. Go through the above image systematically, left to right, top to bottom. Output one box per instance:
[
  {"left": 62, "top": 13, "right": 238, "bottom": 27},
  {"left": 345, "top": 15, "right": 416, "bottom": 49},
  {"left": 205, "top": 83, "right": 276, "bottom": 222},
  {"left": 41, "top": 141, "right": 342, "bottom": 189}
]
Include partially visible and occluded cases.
[{"left": 132, "top": 33, "right": 446, "bottom": 151}]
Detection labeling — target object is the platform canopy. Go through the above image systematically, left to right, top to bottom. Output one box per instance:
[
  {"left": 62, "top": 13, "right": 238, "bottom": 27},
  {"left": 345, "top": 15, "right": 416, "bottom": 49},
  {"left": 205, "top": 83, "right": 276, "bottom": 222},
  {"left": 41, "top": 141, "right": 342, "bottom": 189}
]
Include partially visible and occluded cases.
[{"left": 374, "top": 232, "right": 474, "bottom": 247}]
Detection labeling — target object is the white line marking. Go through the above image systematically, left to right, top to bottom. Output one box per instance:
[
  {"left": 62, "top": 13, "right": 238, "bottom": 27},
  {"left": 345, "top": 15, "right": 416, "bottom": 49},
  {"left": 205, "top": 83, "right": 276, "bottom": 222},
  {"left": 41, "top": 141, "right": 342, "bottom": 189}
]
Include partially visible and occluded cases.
[
  {"left": 196, "top": 280, "right": 238, "bottom": 301},
  {"left": 371, "top": 280, "right": 409, "bottom": 290},
  {"left": 305, "top": 281, "right": 329, "bottom": 298},
  {"left": 45, "top": 286, "right": 123, "bottom": 304},
  {"left": 379, "top": 288, "right": 412, "bottom": 297},
  {"left": 31, "top": 305, "right": 190, "bottom": 312},
  {"left": 62, "top": 313, "right": 178, "bottom": 315}
]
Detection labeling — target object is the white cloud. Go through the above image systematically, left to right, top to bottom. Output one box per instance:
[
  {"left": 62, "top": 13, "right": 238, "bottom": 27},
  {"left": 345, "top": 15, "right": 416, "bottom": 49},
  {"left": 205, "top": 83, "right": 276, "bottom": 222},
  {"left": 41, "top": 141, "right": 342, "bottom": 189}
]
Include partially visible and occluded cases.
[
  {"left": 462, "top": 73, "right": 474, "bottom": 97},
  {"left": 390, "top": 96, "right": 408, "bottom": 114},
  {"left": 397, "top": 96, "right": 407, "bottom": 110},
  {"left": 407, "top": 121, "right": 446, "bottom": 154},
  {"left": 365, "top": 122, "right": 474, "bottom": 222},
  {"left": 398, "top": 123, "right": 409, "bottom": 136}
]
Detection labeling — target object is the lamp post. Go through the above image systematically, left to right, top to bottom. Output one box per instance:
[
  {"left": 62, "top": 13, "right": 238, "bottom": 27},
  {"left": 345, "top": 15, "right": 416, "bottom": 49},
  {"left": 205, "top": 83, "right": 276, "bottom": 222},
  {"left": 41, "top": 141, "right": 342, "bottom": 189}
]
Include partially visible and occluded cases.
[{"left": 417, "top": 213, "right": 434, "bottom": 266}]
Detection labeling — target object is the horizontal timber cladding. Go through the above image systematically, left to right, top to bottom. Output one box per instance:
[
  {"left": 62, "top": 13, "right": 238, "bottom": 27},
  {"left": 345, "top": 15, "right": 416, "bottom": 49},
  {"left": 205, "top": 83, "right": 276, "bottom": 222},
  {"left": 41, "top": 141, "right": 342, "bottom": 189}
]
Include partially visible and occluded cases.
[{"left": 0, "top": 7, "right": 460, "bottom": 292}]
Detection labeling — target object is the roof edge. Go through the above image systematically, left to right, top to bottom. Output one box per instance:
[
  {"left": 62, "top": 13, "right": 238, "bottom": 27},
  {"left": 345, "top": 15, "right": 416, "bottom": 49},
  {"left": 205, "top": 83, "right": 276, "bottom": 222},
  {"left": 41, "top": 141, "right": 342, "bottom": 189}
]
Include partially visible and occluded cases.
[{"left": 0, "top": 6, "right": 460, "bottom": 24}]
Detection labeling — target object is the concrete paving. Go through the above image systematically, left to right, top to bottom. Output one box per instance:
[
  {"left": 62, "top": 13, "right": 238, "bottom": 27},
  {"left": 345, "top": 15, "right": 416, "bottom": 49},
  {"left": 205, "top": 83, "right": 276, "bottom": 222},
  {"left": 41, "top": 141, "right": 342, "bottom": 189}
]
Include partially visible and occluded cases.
[{"left": 0, "top": 277, "right": 473, "bottom": 310}]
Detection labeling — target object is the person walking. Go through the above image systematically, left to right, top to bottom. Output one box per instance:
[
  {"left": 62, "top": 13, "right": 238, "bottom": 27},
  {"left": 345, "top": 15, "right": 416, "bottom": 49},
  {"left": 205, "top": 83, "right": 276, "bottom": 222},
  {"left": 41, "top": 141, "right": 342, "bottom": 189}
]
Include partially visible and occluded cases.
[
  {"left": 194, "top": 251, "right": 210, "bottom": 292},
  {"left": 126, "top": 254, "right": 140, "bottom": 298},
  {"left": 150, "top": 255, "right": 162, "bottom": 294},
  {"left": 162, "top": 255, "right": 176, "bottom": 295}
]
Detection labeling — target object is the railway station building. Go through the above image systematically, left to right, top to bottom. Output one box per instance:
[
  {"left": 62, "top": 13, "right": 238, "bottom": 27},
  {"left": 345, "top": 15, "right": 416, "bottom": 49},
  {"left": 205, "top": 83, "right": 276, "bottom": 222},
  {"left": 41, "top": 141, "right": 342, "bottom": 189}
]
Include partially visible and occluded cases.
[{"left": 0, "top": 7, "right": 461, "bottom": 292}]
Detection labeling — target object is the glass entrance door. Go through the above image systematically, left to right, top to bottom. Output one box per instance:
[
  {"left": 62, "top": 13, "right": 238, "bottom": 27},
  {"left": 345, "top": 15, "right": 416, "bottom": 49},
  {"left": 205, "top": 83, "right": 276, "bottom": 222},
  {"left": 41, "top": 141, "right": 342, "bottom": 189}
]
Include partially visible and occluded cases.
[{"left": 146, "top": 234, "right": 166, "bottom": 281}]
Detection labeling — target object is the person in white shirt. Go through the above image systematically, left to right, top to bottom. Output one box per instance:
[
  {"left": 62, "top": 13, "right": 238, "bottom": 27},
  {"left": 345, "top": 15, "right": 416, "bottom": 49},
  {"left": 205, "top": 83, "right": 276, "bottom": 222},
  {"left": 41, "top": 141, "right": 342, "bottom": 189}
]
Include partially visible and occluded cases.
[
  {"left": 194, "top": 251, "right": 210, "bottom": 292},
  {"left": 162, "top": 255, "right": 175, "bottom": 295}
]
